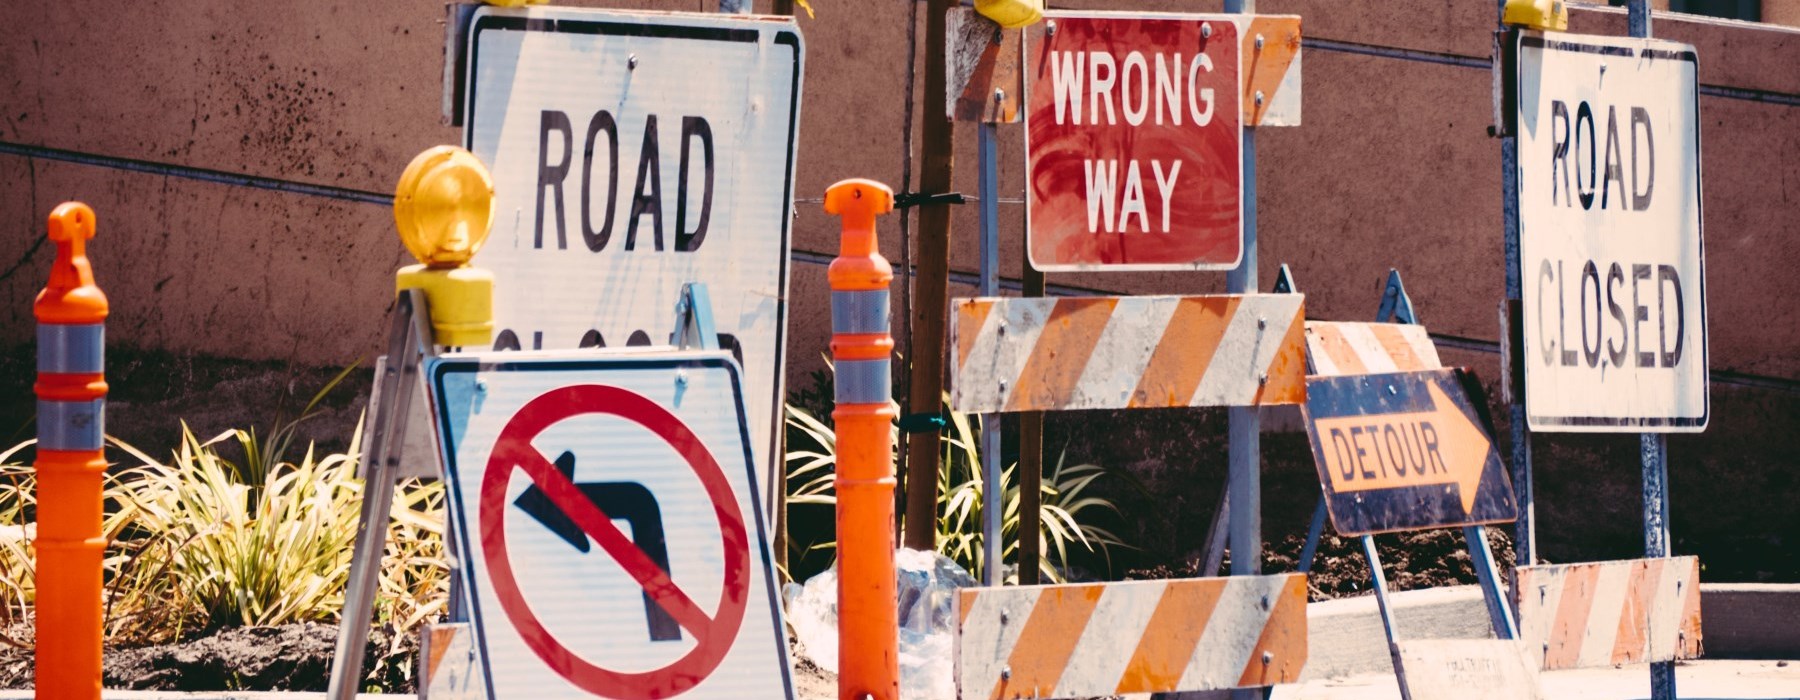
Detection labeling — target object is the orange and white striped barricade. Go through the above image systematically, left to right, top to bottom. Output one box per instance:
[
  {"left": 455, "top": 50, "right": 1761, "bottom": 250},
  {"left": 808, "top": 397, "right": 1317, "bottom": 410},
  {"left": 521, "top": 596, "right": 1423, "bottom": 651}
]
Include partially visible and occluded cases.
[
  {"left": 947, "top": 293, "right": 1308, "bottom": 698},
  {"left": 949, "top": 294, "right": 1307, "bottom": 414},
  {"left": 1514, "top": 556, "right": 1703, "bottom": 671},
  {"left": 954, "top": 574, "right": 1307, "bottom": 698}
]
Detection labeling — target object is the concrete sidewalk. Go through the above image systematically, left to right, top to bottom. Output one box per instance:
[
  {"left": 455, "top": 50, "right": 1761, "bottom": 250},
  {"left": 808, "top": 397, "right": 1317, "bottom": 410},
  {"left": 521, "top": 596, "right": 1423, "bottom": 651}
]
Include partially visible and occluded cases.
[{"left": 1274, "top": 659, "right": 1800, "bottom": 699}]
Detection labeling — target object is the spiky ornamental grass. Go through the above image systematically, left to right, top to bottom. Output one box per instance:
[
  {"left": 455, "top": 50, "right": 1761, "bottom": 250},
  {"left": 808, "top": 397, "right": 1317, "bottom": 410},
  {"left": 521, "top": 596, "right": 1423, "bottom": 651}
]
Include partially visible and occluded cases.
[{"left": 0, "top": 422, "right": 448, "bottom": 648}]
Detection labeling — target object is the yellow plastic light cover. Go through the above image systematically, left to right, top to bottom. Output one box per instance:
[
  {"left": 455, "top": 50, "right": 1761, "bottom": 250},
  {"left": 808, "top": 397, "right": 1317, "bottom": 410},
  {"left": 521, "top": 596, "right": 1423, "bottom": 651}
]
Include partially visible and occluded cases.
[
  {"left": 974, "top": 0, "right": 1043, "bottom": 29},
  {"left": 1503, "top": 0, "right": 1569, "bottom": 31},
  {"left": 393, "top": 146, "right": 495, "bottom": 269}
]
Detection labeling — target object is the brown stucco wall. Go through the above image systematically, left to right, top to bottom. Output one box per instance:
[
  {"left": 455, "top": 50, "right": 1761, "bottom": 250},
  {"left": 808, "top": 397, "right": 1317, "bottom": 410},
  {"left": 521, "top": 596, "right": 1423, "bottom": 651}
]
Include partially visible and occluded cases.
[{"left": 1, "top": 1, "right": 1797, "bottom": 573}]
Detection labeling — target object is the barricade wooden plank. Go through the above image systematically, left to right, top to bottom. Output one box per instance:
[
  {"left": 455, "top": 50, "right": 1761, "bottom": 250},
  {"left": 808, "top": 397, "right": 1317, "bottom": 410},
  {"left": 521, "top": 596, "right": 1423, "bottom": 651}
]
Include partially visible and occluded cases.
[
  {"left": 950, "top": 294, "right": 1306, "bottom": 413},
  {"left": 1304, "top": 321, "right": 1442, "bottom": 376},
  {"left": 1514, "top": 556, "right": 1704, "bottom": 671},
  {"left": 953, "top": 574, "right": 1307, "bottom": 698},
  {"left": 1394, "top": 639, "right": 1546, "bottom": 700}
]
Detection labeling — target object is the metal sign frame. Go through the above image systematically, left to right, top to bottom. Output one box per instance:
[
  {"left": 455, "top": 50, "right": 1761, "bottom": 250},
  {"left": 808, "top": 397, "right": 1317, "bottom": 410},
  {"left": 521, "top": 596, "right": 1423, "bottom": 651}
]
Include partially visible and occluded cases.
[{"left": 459, "top": 6, "right": 805, "bottom": 518}]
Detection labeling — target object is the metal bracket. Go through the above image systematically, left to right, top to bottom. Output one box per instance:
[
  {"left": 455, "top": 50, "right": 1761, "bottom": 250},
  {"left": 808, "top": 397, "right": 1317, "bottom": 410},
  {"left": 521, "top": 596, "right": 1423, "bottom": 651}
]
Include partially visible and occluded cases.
[
  {"left": 894, "top": 191, "right": 966, "bottom": 209},
  {"left": 1376, "top": 268, "right": 1419, "bottom": 325},
  {"left": 672, "top": 282, "right": 720, "bottom": 351}
]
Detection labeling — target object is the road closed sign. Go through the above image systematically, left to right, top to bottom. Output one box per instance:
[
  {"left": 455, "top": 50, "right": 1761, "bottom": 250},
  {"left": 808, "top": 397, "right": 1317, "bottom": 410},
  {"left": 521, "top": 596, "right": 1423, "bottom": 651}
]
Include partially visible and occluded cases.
[
  {"left": 462, "top": 6, "right": 803, "bottom": 512},
  {"left": 1026, "top": 13, "right": 1245, "bottom": 271},
  {"left": 1515, "top": 32, "right": 1707, "bottom": 431},
  {"left": 428, "top": 352, "right": 792, "bottom": 699}
]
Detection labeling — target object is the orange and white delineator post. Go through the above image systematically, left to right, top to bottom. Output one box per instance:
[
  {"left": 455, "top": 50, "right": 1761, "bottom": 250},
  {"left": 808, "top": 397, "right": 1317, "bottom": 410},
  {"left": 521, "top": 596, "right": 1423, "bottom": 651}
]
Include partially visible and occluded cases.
[
  {"left": 824, "top": 179, "right": 898, "bottom": 700},
  {"left": 34, "top": 202, "right": 108, "bottom": 700}
]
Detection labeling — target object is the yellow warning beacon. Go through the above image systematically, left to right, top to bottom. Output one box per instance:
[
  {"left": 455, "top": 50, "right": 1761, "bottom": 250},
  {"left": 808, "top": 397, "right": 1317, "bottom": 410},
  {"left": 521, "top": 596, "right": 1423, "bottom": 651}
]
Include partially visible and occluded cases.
[{"left": 393, "top": 146, "right": 496, "bottom": 348}]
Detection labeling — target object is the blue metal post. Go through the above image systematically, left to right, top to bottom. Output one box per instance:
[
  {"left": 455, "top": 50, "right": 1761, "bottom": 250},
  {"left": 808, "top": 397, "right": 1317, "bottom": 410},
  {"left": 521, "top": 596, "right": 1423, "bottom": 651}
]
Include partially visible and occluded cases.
[
  {"left": 1498, "top": 0, "right": 1537, "bottom": 569},
  {"left": 1627, "top": 3, "right": 1677, "bottom": 697},
  {"left": 1226, "top": 4, "right": 1262, "bottom": 699},
  {"left": 977, "top": 116, "right": 1004, "bottom": 586}
]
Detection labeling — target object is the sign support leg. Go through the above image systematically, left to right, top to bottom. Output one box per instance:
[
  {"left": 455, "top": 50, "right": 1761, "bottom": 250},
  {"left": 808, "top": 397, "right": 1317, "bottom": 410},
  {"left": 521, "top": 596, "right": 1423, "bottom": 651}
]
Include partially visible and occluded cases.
[
  {"left": 977, "top": 119, "right": 1004, "bottom": 586},
  {"left": 329, "top": 289, "right": 435, "bottom": 700},
  {"left": 1296, "top": 501, "right": 1328, "bottom": 574},
  {"left": 1464, "top": 525, "right": 1518, "bottom": 639},
  {"left": 1362, "top": 535, "right": 1412, "bottom": 700}
]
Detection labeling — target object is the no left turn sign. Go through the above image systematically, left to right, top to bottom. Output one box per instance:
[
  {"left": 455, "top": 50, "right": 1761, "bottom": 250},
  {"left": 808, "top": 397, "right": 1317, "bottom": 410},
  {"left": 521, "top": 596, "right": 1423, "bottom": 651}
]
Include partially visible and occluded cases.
[{"left": 429, "top": 353, "right": 793, "bottom": 699}]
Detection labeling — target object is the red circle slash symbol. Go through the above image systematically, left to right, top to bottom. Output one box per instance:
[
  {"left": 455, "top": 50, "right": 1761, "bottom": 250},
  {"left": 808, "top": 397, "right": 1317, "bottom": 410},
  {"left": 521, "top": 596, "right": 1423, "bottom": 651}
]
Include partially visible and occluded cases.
[{"left": 481, "top": 384, "right": 749, "bottom": 699}]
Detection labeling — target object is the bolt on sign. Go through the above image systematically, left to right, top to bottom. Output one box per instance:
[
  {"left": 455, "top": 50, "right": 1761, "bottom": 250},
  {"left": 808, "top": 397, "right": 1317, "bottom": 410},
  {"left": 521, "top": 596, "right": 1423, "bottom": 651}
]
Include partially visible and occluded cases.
[
  {"left": 460, "top": 6, "right": 803, "bottom": 515},
  {"left": 1025, "top": 12, "right": 1299, "bottom": 271},
  {"left": 1514, "top": 31, "right": 1707, "bottom": 431},
  {"left": 427, "top": 352, "right": 793, "bottom": 699},
  {"left": 1303, "top": 368, "right": 1518, "bottom": 536}
]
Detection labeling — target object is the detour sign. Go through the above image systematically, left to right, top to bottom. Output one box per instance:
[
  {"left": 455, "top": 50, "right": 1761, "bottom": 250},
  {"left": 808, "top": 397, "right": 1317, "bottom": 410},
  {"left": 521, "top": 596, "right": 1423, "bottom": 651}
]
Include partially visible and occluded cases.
[{"left": 1303, "top": 368, "right": 1518, "bottom": 536}]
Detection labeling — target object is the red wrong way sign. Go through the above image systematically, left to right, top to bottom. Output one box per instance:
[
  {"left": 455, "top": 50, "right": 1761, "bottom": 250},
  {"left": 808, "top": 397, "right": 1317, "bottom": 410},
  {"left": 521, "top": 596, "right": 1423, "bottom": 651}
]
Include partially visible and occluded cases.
[
  {"left": 1027, "top": 13, "right": 1242, "bottom": 271},
  {"left": 430, "top": 353, "right": 793, "bottom": 699}
]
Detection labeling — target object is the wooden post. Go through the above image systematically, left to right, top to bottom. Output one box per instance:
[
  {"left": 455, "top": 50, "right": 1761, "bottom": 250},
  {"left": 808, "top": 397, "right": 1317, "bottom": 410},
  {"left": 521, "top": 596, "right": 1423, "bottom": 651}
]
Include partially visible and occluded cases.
[
  {"left": 904, "top": 0, "right": 957, "bottom": 552},
  {"left": 1018, "top": 252, "right": 1045, "bottom": 584}
]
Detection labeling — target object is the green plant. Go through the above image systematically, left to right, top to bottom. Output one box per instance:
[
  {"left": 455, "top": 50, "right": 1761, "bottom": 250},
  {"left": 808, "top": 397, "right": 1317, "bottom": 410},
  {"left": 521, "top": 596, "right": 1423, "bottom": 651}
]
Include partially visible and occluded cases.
[
  {"left": 225, "top": 359, "right": 362, "bottom": 492},
  {"left": 782, "top": 397, "right": 1128, "bottom": 584}
]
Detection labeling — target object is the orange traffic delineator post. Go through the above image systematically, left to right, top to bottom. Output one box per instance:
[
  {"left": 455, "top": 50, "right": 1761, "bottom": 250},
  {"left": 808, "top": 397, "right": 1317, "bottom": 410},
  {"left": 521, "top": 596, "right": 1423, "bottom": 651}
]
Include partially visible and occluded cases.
[
  {"left": 824, "top": 179, "right": 898, "bottom": 700},
  {"left": 34, "top": 202, "right": 108, "bottom": 700}
]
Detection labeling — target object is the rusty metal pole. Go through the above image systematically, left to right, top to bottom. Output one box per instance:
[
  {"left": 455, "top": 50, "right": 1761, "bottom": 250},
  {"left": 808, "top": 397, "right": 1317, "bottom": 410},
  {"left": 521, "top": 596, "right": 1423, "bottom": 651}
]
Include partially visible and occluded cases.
[
  {"left": 905, "top": 0, "right": 957, "bottom": 552},
  {"left": 826, "top": 179, "right": 900, "bottom": 700},
  {"left": 34, "top": 202, "right": 107, "bottom": 700}
]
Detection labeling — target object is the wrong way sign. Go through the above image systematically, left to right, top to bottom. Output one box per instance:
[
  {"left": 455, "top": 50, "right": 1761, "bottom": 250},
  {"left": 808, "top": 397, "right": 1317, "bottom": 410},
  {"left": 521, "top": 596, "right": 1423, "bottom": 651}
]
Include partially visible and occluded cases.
[
  {"left": 461, "top": 6, "right": 803, "bottom": 513},
  {"left": 1026, "top": 13, "right": 1243, "bottom": 271},
  {"left": 1514, "top": 31, "right": 1707, "bottom": 432},
  {"left": 428, "top": 352, "right": 792, "bottom": 699}
]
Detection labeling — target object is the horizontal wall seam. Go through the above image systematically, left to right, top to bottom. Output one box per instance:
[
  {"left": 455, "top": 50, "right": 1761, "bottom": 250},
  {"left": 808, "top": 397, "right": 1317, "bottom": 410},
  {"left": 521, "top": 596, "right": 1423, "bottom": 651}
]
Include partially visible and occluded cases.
[
  {"left": 1304, "top": 37, "right": 1800, "bottom": 107},
  {"left": 0, "top": 141, "right": 392, "bottom": 206}
]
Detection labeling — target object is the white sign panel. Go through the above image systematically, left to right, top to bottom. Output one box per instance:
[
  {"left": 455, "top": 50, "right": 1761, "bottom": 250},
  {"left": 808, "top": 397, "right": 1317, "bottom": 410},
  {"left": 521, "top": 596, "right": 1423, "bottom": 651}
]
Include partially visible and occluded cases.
[
  {"left": 463, "top": 7, "right": 803, "bottom": 511},
  {"left": 1515, "top": 31, "right": 1707, "bottom": 432},
  {"left": 429, "top": 351, "right": 793, "bottom": 699}
]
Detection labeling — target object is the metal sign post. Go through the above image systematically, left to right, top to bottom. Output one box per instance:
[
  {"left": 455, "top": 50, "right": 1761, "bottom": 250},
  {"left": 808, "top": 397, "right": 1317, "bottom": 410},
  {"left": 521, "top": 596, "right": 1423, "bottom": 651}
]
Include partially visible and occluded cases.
[
  {"left": 1498, "top": 0, "right": 1539, "bottom": 572},
  {"left": 1628, "top": 5, "right": 1678, "bottom": 699},
  {"left": 1223, "top": 21, "right": 1262, "bottom": 700},
  {"left": 977, "top": 107, "right": 1005, "bottom": 586}
]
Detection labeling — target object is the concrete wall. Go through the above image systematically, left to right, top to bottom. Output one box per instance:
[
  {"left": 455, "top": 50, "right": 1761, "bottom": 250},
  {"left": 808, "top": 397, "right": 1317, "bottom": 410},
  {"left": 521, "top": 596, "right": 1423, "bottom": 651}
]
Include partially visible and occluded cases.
[{"left": 1, "top": 2, "right": 1796, "bottom": 570}]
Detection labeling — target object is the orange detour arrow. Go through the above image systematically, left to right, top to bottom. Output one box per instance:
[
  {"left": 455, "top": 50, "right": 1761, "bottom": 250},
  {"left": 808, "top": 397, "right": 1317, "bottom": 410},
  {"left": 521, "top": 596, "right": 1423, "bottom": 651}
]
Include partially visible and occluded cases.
[
  {"left": 1303, "top": 368, "right": 1517, "bottom": 536},
  {"left": 1314, "top": 380, "right": 1491, "bottom": 516}
]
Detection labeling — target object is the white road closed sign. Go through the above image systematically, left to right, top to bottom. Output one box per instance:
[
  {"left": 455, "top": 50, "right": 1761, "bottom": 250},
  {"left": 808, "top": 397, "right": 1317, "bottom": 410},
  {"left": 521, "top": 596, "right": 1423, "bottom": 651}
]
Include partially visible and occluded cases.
[
  {"left": 462, "top": 7, "right": 803, "bottom": 511},
  {"left": 1515, "top": 31, "right": 1707, "bottom": 432},
  {"left": 428, "top": 351, "right": 793, "bottom": 699}
]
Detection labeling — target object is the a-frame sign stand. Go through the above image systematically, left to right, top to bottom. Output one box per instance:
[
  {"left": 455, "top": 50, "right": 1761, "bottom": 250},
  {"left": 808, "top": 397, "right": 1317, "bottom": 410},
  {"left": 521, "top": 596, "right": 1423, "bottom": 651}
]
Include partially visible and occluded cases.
[
  {"left": 1285, "top": 268, "right": 1523, "bottom": 698},
  {"left": 327, "top": 283, "right": 724, "bottom": 699}
]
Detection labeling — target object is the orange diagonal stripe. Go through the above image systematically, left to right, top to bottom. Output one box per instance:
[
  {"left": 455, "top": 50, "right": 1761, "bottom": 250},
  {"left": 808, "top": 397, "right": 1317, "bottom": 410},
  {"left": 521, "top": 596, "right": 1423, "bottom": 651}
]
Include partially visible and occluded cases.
[
  {"left": 1242, "top": 16, "right": 1301, "bottom": 126},
  {"left": 1131, "top": 296, "right": 1238, "bottom": 408},
  {"left": 1005, "top": 298, "right": 1117, "bottom": 412},
  {"left": 956, "top": 300, "right": 996, "bottom": 370},
  {"left": 1253, "top": 303, "right": 1307, "bottom": 405},
  {"left": 1370, "top": 323, "right": 1431, "bottom": 371},
  {"left": 1311, "top": 324, "right": 1369, "bottom": 375},
  {"left": 1614, "top": 559, "right": 1657, "bottom": 664},
  {"left": 1546, "top": 564, "right": 1600, "bottom": 670},
  {"left": 1237, "top": 574, "right": 1308, "bottom": 687},
  {"left": 1115, "top": 579, "right": 1226, "bottom": 694},
  {"left": 995, "top": 584, "right": 1104, "bottom": 700}
]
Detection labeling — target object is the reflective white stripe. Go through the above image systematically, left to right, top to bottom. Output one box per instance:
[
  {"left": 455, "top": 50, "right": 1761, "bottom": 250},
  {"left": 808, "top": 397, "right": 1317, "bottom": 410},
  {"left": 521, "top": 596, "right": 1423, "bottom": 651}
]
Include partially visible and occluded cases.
[
  {"left": 831, "top": 290, "right": 889, "bottom": 335},
  {"left": 1192, "top": 296, "right": 1301, "bottom": 406},
  {"left": 1068, "top": 297, "right": 1180, "bottom": 409},
  {"left": 953, "top": 298, "right": 1054, "bottom": 412},
  {"left": 37, "top": 324, "right": 104, "bottom": 374},
  {"left": 834, "top": 359, "right": 890, "bottom": 405},
  {"left": 38, "top": 399, "right": 104, "bottom": 450},
  {"left": 1578, "top": 563, "right": 1632, "bottom": 665},
  {"left": 1182, "top": 574, "right": 1280, "bottom": 688},
  {"left": 1054, "top": 579, "right": 1167, "bottom": 698},
  {"left": 958, "top": 587, "right": 1041, "bottom": 699}
]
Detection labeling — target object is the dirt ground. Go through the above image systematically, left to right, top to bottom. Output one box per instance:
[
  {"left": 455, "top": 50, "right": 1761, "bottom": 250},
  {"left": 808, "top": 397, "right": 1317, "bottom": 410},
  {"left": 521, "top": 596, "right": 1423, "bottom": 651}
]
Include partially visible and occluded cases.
[{"left": 0, "top": 621, "right": 415, "bottom": 692}]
